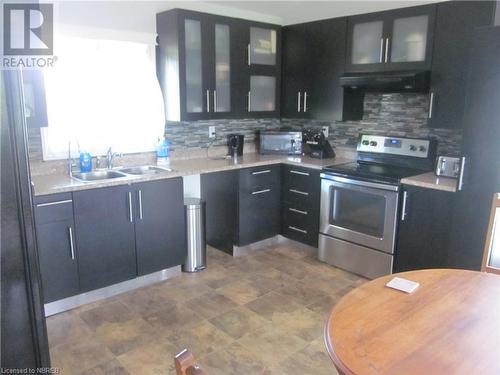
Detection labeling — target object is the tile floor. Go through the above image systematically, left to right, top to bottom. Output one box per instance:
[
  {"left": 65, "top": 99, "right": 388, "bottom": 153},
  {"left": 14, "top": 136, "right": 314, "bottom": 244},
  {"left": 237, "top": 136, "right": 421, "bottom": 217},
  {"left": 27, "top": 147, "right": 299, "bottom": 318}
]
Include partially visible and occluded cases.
[{"left": 47, "top": 243, "right": 366, "bottom": 374}]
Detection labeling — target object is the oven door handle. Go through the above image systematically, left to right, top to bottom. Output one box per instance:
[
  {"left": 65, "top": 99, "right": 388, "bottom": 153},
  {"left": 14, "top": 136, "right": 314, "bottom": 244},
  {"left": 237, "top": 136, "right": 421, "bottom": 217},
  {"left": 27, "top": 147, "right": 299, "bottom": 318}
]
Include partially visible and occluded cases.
[
  {"left": 320, "top": 173, "right": 399, "bottom": 192},
  {"left": 401, "top": 190, "right": 409, "bottom": 221}
]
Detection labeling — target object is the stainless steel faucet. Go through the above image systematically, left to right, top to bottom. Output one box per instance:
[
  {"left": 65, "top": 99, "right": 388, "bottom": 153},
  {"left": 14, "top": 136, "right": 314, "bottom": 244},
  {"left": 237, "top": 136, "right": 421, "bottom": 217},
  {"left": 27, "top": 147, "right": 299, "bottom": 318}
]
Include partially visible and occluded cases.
[{"left": 106, "top": 147, "right": 121, "bottom": 169}]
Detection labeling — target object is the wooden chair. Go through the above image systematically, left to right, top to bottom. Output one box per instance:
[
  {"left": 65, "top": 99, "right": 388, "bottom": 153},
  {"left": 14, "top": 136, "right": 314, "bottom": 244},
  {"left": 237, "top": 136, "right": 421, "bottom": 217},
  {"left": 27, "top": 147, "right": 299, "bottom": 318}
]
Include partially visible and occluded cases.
[
  {"left": 481, "top": 193, "right": 500, "bottom": 275},
  {"left": 174, "top": 349, "right": 207, "bottom": 375}
]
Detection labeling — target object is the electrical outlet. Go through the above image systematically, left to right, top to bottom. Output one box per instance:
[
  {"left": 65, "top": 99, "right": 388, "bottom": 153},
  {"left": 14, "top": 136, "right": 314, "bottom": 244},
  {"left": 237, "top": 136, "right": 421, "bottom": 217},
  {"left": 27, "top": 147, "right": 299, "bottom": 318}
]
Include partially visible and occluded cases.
[
  {"left": 209, "top": 126, "right": 216, "bottom": 139},
  {"left": 322, "top": 126, "right": 329, "bottom": 138}
]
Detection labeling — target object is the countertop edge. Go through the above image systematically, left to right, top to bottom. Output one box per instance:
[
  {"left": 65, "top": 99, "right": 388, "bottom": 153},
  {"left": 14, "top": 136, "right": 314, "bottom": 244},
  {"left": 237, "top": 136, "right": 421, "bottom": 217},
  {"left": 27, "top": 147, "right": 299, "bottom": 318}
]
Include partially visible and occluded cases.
[
  {"left": 31, "top": 156, "right": 344, "bottom": 196},
  {"left": 401, "top": 172, "right": 458, "bottom": 193}
]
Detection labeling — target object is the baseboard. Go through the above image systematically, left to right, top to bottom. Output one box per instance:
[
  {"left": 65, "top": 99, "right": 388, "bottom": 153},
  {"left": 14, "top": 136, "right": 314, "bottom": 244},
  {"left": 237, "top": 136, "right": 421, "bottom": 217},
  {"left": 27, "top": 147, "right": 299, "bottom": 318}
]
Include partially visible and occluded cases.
[{"left": 44, "top": 266, "right": 181, "bottom": 316}]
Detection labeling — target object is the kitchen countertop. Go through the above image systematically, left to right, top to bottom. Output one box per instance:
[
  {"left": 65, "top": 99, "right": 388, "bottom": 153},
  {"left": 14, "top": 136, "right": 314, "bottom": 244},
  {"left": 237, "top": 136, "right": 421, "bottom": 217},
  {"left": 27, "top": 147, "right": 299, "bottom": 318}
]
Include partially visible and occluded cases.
[
  {"left": 32, "top": 153, "right": 353, "bottom": 196},
  {"left": 401, "top": 171, "right": 458, "bottom": 193}
]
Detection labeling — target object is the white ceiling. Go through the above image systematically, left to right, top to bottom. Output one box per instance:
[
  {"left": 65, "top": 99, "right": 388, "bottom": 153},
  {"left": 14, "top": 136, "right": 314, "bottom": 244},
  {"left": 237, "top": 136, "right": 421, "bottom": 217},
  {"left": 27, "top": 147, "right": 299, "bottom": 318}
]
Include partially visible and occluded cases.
[
  {"left": 52, "top": 1, "right": 450, "bottom": 34},
  {"left": 207, "top": 1, "right": 447, "bottom": 25}
]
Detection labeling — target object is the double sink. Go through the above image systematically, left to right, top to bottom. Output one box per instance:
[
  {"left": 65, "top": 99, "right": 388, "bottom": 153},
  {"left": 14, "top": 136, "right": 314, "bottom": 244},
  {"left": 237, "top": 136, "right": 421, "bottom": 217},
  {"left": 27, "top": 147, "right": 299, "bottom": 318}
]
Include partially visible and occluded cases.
[{"left": 71, "top": 165, "right": 173, "bottom": 182}]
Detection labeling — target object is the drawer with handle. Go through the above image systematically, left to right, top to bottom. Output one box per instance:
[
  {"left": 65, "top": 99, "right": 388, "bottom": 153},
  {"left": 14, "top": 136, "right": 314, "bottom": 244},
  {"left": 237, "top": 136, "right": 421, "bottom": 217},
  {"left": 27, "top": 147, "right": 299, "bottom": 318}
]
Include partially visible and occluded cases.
[
  {"left": 239, "top": 164, "right": 281, "bottom": 192},
  {"left": 283, "top": 165, "right": 320, "bottom": 195},
  {"left": 283, "top": 185, "right": 319, "bottom": 208},
  {"left": 34, "top": 192, "right": 74, "bottom": 224},
  {"left": 283, "top": 203, "right": 319, "bottom": 232},
  {"left": 282, "top": 212, "right": 318, "bottom": 247}
]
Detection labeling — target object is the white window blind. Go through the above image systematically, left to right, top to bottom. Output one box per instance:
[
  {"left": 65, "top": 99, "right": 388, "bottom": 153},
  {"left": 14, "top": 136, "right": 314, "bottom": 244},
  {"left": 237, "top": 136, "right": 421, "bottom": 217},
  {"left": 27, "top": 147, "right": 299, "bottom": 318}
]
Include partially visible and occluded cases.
[{"left": 41, "top": 29, "right": 165, "bottom": 160}]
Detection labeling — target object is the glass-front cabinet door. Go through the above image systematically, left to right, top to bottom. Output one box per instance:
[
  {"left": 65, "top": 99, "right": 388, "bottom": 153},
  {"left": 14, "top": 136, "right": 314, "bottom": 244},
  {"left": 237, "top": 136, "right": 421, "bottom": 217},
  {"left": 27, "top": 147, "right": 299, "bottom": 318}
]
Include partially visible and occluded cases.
[
  {"left": 346, "top": 5, "right": 435, "bottom": 72},
  {"left": 385, "top": 6, "right": 435, "bottom": 70},
  {"left": 182, "top": 15, "right": 234, "bottom": 119},
  {"left": 390, "top": 15, "right": 429, "bottom": 63},
  {"left": 184, "top": 19, "right": 205, "bottom": 115},
  {"left": 350, "top": 20, "right": 384, "bottom": 66},
  {"left": 244, "top": 22, "right": 281, "bottom": 116},
  {"left": 214, "top": 23, "right": 231, "bottom": 113},
  {"left": 249, "top": 27, "right": 277, "bottom": 66},
  {"left": 249, "top": 76, "right": 276, "bottom": 112}
]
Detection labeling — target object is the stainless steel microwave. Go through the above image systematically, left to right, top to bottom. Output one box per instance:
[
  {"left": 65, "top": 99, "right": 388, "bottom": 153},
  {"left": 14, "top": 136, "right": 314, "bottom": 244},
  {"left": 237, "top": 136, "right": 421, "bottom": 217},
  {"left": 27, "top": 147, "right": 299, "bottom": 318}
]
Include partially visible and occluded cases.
[{"left": 259, "top": 131, "right": 302, "bottom": 155}]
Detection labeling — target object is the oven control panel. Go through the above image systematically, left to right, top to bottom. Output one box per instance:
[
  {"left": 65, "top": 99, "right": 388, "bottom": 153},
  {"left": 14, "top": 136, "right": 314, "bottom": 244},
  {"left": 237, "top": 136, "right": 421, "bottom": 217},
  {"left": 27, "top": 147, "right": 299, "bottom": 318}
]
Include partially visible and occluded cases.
[{"left": 357, "top": 135, "right": 431, "bottom": 158}]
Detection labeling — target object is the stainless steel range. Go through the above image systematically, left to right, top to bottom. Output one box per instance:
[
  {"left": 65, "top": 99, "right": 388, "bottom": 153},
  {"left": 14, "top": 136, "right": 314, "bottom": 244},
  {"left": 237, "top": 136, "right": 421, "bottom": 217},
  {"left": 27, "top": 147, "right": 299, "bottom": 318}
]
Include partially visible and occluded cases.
[{"left": 319, "top": 134, "right": 436, "bottom": 279}]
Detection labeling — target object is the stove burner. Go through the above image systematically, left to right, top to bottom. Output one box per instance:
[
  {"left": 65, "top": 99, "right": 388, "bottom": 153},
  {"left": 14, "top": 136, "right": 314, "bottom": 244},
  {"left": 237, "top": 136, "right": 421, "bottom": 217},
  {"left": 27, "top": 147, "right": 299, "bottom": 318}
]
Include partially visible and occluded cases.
[{"left": 323, "top": 162, "right": 426, "bottom": 185}]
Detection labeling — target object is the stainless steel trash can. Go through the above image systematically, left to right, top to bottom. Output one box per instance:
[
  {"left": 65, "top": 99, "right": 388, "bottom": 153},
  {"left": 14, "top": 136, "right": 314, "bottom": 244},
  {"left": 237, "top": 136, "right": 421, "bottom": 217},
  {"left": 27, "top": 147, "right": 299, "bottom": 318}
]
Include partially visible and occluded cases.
[{"left": 182, "top": 198, "right": 207, "bottom": 272}]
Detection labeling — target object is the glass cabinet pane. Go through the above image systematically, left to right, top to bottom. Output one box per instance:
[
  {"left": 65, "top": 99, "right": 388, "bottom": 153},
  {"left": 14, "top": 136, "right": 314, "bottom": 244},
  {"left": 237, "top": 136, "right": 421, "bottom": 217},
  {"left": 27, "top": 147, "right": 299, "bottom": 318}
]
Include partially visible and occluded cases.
[
  {"left": 390, "top": 15, "right": 429, "bottom": 63},
  {"left": 184, "top": 19, "right": 203, "bottom": 113},
  {"left": 351, "top": 21, "right": 383, "bottom": 64},
  {"left": 215, "top": 24, "right": 230, "bottom": 113},
  {"left": 249, "top": 27, "right": 276, "bottom": 65},
  {"left": 250, "top": 76, "right": 276, "bottom": 111}
]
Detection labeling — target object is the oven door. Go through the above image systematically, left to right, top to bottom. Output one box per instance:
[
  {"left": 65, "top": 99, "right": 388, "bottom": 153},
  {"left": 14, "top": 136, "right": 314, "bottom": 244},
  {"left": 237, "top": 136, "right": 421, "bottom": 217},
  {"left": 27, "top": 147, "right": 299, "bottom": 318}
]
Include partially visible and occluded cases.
[{"left": 320, "top": 174, "right": 399, "bottom": 254}]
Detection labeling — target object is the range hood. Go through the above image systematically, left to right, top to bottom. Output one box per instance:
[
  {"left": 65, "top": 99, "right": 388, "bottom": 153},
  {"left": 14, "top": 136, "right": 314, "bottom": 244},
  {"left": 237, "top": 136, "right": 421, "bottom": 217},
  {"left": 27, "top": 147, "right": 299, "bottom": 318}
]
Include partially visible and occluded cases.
[{"left": 340, "top": 71, "right": 430, "bottom": 93}]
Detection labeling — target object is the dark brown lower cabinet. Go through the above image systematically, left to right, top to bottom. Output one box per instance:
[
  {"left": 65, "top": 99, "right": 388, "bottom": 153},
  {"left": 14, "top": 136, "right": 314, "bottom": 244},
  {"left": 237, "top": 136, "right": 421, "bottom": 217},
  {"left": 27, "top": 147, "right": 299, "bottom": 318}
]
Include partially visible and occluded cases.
[
  {"left": 201, "top": 165, "right": 281, "bottom": 254},
  {"left": 237, "top": 165, "right": 281, "bottom": 246},
  {"left": 281, "top": 165, "right": 321, "bottom": 247},
  {"left": 134, "top": 178, "right": 186, "bottom": 275},
  {"left": 73, "top": 185, "right": 137, "bottom": 292},
  {"left": 394, "top": 185, "right": 454, "bottom": 272},
  {"left": 34, "top": 194, "right": 79, "bottom": 303}
]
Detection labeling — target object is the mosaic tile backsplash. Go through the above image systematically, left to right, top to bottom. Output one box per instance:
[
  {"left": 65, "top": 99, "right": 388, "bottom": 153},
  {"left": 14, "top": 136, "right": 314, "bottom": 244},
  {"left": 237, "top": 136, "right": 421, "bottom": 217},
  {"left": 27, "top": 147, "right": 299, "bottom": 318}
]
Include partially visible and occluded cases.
[{"left": 27, "top": 93, "right": 462, "bottom": 165}]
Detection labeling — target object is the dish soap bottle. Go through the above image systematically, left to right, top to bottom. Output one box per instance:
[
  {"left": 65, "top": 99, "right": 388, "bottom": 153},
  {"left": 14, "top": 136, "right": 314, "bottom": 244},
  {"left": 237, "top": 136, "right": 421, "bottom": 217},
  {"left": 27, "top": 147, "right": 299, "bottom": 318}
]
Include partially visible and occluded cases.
[
  {"left": 156, "top": 137, "right": 170, "bottom": 167},
  {"left": 79, "top": 151, "right": 92, "bottom": 172}
]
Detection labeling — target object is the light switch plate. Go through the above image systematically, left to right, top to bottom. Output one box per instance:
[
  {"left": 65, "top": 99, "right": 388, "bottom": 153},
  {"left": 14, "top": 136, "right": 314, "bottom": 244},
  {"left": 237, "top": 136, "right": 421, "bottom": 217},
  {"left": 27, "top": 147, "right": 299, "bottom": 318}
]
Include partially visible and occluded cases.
[
  {"left": 209, "top": 126, "right": 216, "bottom": 139},
  {"left": 322, "top": 126, "right": 329, "bottom": 138}
]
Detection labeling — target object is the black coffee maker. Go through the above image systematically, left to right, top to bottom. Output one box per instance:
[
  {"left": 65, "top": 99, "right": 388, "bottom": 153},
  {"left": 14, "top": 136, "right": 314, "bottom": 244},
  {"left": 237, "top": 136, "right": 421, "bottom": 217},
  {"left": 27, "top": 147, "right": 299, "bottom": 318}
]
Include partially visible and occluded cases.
[
  {"left": 302, "top": 128, "right": 335, "bottom": 159},
  {"left": 227, "top": 134, "right": 244, "bottom": 158}
]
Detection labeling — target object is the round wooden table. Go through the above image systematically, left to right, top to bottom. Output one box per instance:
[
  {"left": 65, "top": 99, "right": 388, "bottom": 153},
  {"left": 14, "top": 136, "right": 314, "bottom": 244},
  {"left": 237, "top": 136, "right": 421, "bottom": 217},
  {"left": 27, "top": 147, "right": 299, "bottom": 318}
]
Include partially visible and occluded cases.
[{"left": 325, "top": 269, "right": 500, "bottom": 375}]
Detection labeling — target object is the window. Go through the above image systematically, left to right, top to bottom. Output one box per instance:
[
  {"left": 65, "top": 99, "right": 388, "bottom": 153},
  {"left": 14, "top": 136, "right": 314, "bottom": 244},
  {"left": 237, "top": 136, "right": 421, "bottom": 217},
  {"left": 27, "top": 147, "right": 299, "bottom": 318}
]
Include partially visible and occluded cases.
[{"left": 41, "top": 33, "right": 165, "bottom": 160}]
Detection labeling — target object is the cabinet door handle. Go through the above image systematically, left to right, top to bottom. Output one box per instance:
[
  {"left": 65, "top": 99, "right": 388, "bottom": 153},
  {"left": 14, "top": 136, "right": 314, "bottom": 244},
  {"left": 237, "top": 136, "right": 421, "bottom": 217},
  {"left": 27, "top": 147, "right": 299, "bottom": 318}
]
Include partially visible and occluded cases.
[
  {"left": 379, "top": 38, "right": 384, "bottom": 63},
  {"left": 384, "top": 38, "right": 390, "bottom": 63},
  {"left": 247, "top": 44, "right": 251, "bottom": 66},
  {"left": 206, "top": 90, "right": 210, "bottom": 113},
  {"left": 213, "top": 90, "right": 217, "bottom": 113},
  {"left": 247, "top": 91, "right": 251, "bottom": 112},
  {"left": 297, "top": 92, "right": 301, "bottom": 112},
  {"left": 303, "top": 92, "right": 308, "bottom": 112},
  {"left": 428, "top": 92, "right": 434, "bottom": 119},
  {"left": 457, "top": 157, "right": 466, "bottom": 191},
  {"left": 252, "top": 169, "right": 271, "bottom": 175},
  {"left": 290, "top": 170, "right": 309, "bottom": 176},
  {"left": 252, "top": 188, "right": 271, "bottom": 195},
  {"left": 289, "top": 188, "right": 309, "bottom": 196},
  {"left": 138, "top": 189, "right": 143, "bottom": 220},
  {"left": 128, "top": 191, "right": 133, "bottom": 223},
  {"left": 401, "top": 191, "right": 409, "bottom": 221},
  {"left": 36, "top": 199, "right": 72, "bottom": 208},
  {"left": 289, "top": 207, "right": 308, "bottom": 215},
  {"left": 289, "top": 225, "right": 307, "bottom": 234},
  {"left": 68, "top": 226, "right": 75, "bottom": 260}
]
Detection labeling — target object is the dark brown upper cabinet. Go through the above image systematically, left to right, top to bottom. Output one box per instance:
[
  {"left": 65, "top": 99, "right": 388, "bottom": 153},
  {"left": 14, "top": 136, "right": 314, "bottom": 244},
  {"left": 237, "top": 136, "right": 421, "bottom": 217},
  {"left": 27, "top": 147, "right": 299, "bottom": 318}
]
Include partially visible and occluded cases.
[
  {"left": 427, "top": 1, "right": 495, "bottom": 129},
  {"left": 345, "top": 5, "right": 436, "bottom": 73},
  {"left": 156, "top": 9, "right": 281, "bottom": 121},
  {"left": 157, "top": 10, "right": 236, "bottom": 121},
  {"left": 281, "top": 17, "right": 347, "bottom": 121},
  {"left": 237, "top": 20, "right": 282, "bottom": 118}
]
